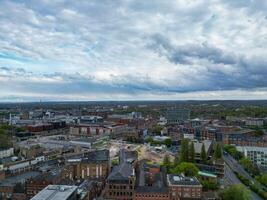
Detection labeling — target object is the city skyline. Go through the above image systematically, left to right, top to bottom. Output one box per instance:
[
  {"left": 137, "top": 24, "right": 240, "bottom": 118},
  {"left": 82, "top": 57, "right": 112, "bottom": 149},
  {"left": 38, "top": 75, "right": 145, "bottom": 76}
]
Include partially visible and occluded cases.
[{"left": 0, "top": 0, "right": 267, "bottom": 101}]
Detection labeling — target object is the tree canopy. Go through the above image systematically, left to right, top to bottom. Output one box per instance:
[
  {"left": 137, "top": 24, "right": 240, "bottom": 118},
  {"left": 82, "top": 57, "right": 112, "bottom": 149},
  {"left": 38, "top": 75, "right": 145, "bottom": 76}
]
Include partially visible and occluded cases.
[
  {"left": 179, "top": 139, "right": 189, "bottom": 163},
  {"left": 214, "top": 143, "right": 222, "bottom": 160},
  {"left": 200, "top": 144, "right": 207, "bottom": 164},
  {"left": 170, "top": 162, "right": 199, "bottom": 177},
  {"left": 220, "top": 184, "right": 251, "bottom": 200}
]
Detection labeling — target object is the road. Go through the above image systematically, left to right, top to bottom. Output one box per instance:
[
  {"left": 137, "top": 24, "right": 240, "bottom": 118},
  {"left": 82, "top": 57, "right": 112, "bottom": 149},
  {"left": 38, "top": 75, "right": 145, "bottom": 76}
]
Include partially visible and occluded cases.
[
  {"left": 224, "top": 153, "right": 267, "bottom": 191},
  {"left": 224, "top": 154, "right": 264, "bottom": 200},
  {"left": 224, "top": 162, "right": 262, "bottom": 200}
]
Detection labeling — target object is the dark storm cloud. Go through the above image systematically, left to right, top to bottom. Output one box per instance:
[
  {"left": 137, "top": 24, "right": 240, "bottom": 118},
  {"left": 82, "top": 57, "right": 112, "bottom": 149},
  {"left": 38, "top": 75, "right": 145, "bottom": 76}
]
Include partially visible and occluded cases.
[{"left": 148, "top": 33, "right": 267, "bottom": 91}]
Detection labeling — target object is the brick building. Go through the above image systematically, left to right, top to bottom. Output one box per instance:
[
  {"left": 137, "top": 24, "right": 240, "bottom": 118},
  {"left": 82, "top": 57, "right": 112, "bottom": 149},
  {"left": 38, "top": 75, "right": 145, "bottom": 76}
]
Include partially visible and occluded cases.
[
  {"left": 223, "top": 129, "right": 267, "bottom": 147},
  {"left": 61, "top": 149, "right": 110, "bottom": 181},
  {"left": 134, "top": 160, "right": 170, "bottom": 200},
  {"left": 105, "top": 162, "right": 136, "bottom": 200},
  {"left": 25, "top": 169, "right": 61, "bottom": 199},
  {"left": 167, "top": 175, "right": 202, "bottom": 200}
]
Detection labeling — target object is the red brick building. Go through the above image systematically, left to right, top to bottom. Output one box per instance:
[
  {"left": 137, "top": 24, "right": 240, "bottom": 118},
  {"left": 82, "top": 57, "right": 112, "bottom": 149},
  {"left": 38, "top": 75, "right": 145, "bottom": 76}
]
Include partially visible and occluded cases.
[{"left": 167, "top": 175, "right": 202, "bottom": 200}]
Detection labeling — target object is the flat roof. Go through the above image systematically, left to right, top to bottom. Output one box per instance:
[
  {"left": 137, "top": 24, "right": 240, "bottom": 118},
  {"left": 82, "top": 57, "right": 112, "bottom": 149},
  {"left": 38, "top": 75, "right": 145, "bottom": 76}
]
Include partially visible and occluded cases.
[
  {"left": 198, "top": 171, "right": 217, "bottom": 178},
  {"left": 167, "top": 174, "right": 201, "bottom": 186},
  {"left": 31, "top": 185, "right": 78, "bottom": 200}
]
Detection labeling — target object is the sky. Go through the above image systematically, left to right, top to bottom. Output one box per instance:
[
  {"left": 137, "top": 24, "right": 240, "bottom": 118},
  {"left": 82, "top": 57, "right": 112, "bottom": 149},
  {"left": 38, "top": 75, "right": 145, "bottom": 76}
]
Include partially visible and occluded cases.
[{"left": 0, "top": 0, "right": 267, "bottom": 101}]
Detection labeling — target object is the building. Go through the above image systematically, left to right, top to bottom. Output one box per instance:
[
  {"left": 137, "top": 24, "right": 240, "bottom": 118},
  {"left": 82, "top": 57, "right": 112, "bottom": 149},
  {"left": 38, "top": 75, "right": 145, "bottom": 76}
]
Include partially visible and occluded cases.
[
  {"left": 166, "top": 108, "right": 190, "bottom": 124},
  {"left": 79, "top": 116, "right": 104, "bottom": 124},
  {"left": 245, "top": 118, "right": 264, "bottom": 127},
  {"left": 69, "top": 123, "right": 128, "bottom": 138},
  {"left": 199, "top": 127, "right": 222, "bottom": 142},
  {"left": 223, "top": 130, "right": 267, "bottom": 147},
  {"left": 193, "top": 140, "right": 213, "bottom": 162},
  {"left": 20, "top": 145, "right": 44, "bottom": 159},
  {"left": 236, "top": 146, "right": 267, "bottom": 169},
  {"left": 0, "top": 148, "right": 14, "bottom": 159},
  {"left": 61, "top": 150, "right": 110, "bottom": 181},
  {"left": 4, "top": 156, "right": 45, "bottom": 175},
  {"left": 134, "top": 160, "right": 169, "bottom": 200},
  {"left": 105, "top": 162, "right": 136, "bottom": 200},
  {"left": 25, "top": 169, "right": 62, "bottom": 199},
  {"left": 0, "top": 171, "right": 40, "bottom": 200},
  {"left": 167, "top": 175, "right": 202, "bottom": 200},
  {"left": 31, "top": 185, "right": 78, "bottom": 200},
  {"left": 134, "top": 187, "right": 169, "bottom": 200}
]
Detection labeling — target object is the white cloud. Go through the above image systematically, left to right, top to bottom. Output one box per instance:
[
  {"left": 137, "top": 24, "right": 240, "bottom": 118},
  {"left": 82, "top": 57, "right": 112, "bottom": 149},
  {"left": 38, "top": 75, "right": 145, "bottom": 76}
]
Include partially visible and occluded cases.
[{"left": 0, "top": 0, "right": 266, "bottom": 101}]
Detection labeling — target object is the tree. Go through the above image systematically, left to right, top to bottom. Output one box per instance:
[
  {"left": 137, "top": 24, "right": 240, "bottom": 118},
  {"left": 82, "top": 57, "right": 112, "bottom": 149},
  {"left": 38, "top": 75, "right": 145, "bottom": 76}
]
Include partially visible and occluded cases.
[
  {"left": 0, "top": 129, "right": 12, "bottom": 149},
  {"left": 146, "top": 136, "right": 153, "bottom": 144},
  {"left": 164, "top": 139, "right": 172, "bottom": 147},
  {"left": 179, "top": 139, "right": 189, "bottom": 163},
  {"left": 189, "top": 142, "right": 195, "bottom": 163},
  {"left": 214, "top": 143, "right": 222, "bottom": 160},
  {"left": 200, "top": 144, "right": 207, "bottom": 164},
  {"left": 224, "top": 145, "right": 243, "bottom": 160},
  {"left": 174, "top": 154, "right": 180, "bottom": 166},
  {"left": 163, "top": 155, "right": 171, "bottom": 170},
  {"left": 239, "top": 158, "right": 260, "bottom": 176},
  {"left": 170, "top": 162, "right": 199, "bottom": 177},
  {"left": 256, "top": 173, "right": 267, "bottom": 187},
  {"left": 200, "top": 179, "right": 218, "bottom": 191},
  {"left": 220, "top": 184, "right": 251, "bottom": 200}
]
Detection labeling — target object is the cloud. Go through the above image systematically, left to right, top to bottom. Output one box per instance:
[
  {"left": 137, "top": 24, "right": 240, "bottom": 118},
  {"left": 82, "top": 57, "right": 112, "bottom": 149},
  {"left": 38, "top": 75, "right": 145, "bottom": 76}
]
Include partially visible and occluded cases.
[{"left": 0, "top": 0, "right": 267, "bottom": 101}]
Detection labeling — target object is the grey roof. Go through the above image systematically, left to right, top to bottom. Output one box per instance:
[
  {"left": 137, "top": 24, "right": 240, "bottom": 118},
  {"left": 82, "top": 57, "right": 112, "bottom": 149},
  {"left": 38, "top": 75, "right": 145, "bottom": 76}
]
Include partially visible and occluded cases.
[
  {"left": 228, "top": 129, "right": 254, "bottom": 135},
  {"left": 193, "top": 140, "right": 212, "bottom": 154},
  {"left": 67, "top": 149, "right": 109, "bottom": 164},
  {"left": 82, "top": 149, "right": 109, "bottom": 163},
  {"left": 119, "top": 149, "right": 138, "bottom": 164},
  {"left": 108, "top": 162, "right": 133, "bottom": 181},
  {"left": 0, "top": 171, "right": 41, "bottom": 187},
  {"left": 167, "top": 174, "right": 201, "bottom": 186},
  {"left": 31, "top": 185, "right": 78, "bottom": 200}
]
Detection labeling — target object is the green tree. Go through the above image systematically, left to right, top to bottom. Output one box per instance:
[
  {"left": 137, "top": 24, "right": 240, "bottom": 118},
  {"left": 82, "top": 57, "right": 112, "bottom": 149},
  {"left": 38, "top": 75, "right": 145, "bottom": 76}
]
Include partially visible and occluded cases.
[
  {"left": 0, "top": 129, "right": 12, "bottom": 149},
  {"left": 146, "top": 136, "right": 153, "bottom": 144},
  {"left": 164, "top": 139, "right": 172, "bottom": 147},
  {"left": 180, "top": 139, "right": 189, "bottom": 162},
  {"left": 189, "top": 142, "right": 195, "bottom": 163},
  {"left": 214, "top": 143, "right": 222, "bottom": 160},
  {"left": 200, "top": 144, "right": 207, "bottom": 164},
  {"left": 224, "top": 145, "right": 243, "bottom": 160},
  {"left": 174, "top": 154, "right": 180, "bottom": 166},
  {"left": 163, "top": 155, "right": 171, "bottom": 170},
  {"left": 239, "top": 158, "right": 260, "bottom": 176},
  {"left": 170, "top": 162, "right": 199, "bottom": 177},
  {"left": 256, "top": 173, "right": 267, "bottom": 187},
  {"left": 200, "top": 179, "right": 218, "bottom": 191},
  {"left": 220, "top": 184, "right": 251, "bottom": 200}
]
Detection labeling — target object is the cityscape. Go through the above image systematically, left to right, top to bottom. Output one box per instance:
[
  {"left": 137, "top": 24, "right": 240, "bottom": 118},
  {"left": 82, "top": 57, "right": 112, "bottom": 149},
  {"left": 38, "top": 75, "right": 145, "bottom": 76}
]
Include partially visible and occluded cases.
[
  {"left": 1, "top": 0, "right": 267, "bottom": 200},
  {"left": 0, "top": 101, "right": 267, "bottom": 200}
]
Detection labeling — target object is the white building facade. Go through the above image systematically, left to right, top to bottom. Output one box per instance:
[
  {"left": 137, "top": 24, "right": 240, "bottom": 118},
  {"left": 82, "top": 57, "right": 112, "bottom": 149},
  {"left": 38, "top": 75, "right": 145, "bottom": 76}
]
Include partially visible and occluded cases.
[{"left": 237, "top": 146, "right": 267, "bottom": 169}]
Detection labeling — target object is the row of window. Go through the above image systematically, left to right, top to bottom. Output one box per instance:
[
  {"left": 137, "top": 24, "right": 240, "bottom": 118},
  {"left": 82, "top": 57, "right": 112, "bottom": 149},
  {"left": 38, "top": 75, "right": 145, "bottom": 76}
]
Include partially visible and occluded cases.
[{"left": 109, "top": 191, "right": 133, "bottom": 196}]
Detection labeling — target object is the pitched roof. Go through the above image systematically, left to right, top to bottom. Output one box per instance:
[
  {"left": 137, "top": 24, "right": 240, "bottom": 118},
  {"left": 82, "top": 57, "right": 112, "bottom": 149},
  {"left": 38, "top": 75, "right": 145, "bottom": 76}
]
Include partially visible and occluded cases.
[{"left": 108, "top": 162, "right": 133, "bottom": 181}]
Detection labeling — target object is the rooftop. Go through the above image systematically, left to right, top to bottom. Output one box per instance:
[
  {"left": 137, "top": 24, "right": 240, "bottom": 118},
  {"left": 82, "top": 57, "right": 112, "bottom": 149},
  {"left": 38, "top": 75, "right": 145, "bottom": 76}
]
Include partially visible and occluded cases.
[
  {"left": 193, "top": 140, "right": 212, "bottom": 154},
  {"left": 67, "top": 149, "right": 109, "bottom": 164},
  {"left": 108, "top": 162, "right": 134, "bottom": 181},
  {"left": 0, "top": 171, "right": 41, "bottom": 187},
  {"left": 167, "top": 175, "right": 201, "bottom": 186},
  {"left": 31, "top": 185, "right": 78, "bottom": 200}
]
